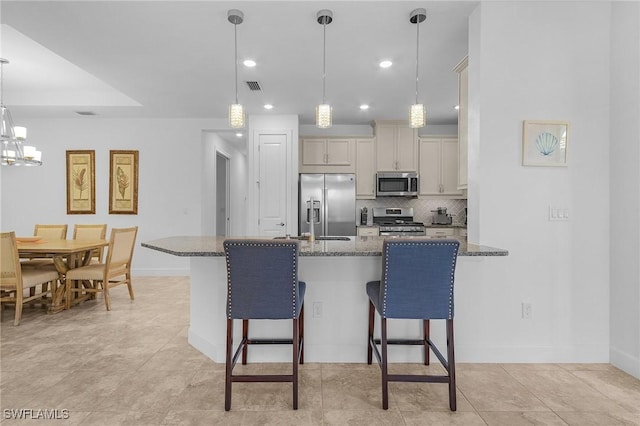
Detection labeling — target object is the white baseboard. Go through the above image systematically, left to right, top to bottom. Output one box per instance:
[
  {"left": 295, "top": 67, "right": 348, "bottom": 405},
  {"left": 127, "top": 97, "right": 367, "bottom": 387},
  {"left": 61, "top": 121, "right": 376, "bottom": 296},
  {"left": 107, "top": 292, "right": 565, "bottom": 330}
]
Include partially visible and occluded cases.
[
  {"left": 132, "top": 268, "right": 189, "bottom": 276},
  {"left": 610, "top": 347, "right": 640, "bottom": 379}
]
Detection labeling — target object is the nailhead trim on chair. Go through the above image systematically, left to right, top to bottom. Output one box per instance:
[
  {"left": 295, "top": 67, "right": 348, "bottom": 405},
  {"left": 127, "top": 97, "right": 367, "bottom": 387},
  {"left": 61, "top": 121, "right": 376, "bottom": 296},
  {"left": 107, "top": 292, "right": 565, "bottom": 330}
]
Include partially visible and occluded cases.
[
  {"left": 224, "top": 240, "right": 300, "bottom": 319},
  {"left": 381, "top": 240, "right": 458, "bottom": 319}
]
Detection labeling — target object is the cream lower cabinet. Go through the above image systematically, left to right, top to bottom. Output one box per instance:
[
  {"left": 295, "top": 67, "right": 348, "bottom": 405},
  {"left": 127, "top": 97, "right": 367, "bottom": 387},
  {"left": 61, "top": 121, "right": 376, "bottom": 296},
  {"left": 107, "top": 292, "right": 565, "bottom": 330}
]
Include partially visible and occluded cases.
[
  {"left": 419, "top": 137, "right": 464, "bottom": 196},
  {"left": 356, "top": 138, "right": 376, "bottom": 199},
  {"left": 357, "top": 226, "right": 379, "bottom": 237},
  {"left": 425, "top": 228, "right": 455, "bottom": 238}
]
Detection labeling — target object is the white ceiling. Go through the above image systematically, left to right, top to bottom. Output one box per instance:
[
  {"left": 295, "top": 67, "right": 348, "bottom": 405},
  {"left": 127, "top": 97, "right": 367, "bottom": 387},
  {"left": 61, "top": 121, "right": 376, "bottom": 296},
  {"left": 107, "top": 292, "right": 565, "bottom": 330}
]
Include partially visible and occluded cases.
[{"left": 0, "top": 1, "right": 476, "bottom": 128}]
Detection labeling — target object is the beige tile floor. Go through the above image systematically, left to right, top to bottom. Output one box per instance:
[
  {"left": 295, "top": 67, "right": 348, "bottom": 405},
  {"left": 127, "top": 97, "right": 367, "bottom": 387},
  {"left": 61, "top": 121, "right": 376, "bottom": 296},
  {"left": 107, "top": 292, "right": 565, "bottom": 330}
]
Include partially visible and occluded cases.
[{"left": 1, "top": 276, "right": 639, "bottom": 425}]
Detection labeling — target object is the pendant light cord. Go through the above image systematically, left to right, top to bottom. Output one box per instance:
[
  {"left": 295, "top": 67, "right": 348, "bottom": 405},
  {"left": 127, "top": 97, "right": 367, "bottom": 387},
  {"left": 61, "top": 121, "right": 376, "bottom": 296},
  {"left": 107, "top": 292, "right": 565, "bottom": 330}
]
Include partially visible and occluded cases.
[
  {"left": 415, "top": 18, "right": 420, "bottom": 104},
  {"left": 322, "top": 20, "right": 327, "bottom": 104},
  {"left": 234, "top": 23, "right": 239, "bottom": 104},
  {"left": 0, "top": 61, "right": 4, "bottom": 107}
]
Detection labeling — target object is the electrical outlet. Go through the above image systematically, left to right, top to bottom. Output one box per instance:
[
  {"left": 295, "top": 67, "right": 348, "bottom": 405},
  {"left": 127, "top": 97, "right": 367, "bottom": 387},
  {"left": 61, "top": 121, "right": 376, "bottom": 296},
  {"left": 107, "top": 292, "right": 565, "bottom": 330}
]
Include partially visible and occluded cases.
[
  {"left": 549, "top": 205, "right": 570, "bottom": 221},
  {"left": 313, "top": 302, "right": 323, "bottom": 318},
  {"left": 522, "top": 302, "right": 532, "bottom": 319}
]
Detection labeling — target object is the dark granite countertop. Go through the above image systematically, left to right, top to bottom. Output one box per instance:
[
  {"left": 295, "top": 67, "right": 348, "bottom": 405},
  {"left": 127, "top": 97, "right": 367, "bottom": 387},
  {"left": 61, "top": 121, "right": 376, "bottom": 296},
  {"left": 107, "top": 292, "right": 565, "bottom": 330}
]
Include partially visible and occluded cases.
[{"left": 142, "top": 236, "right": 507, "bottom": 257}]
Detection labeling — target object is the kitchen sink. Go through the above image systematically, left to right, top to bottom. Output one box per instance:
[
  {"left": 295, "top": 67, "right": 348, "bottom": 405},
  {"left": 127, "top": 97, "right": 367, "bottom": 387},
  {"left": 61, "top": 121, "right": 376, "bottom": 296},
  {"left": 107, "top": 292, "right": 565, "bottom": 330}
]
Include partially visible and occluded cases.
[{"left": 273, "top": 236, "right": 351, "bottom": 241}]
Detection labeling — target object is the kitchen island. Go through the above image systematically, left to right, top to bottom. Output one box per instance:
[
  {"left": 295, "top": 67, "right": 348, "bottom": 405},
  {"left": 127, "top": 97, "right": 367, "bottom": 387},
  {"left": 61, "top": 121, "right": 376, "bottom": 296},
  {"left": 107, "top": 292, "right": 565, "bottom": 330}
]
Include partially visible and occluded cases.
[{"left": 143, "top": 236, "right": 507, "bottom": 363}]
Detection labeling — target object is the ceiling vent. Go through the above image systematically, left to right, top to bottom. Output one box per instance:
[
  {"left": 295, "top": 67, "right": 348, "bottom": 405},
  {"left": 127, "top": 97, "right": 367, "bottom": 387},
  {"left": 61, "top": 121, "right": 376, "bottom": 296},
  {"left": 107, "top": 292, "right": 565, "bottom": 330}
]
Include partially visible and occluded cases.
[
  {"left": 245, "top": 81, "right": 262, "bottom": 91},
  {"left": 75, "top": 111, "right": 97, "bottom": 116}
]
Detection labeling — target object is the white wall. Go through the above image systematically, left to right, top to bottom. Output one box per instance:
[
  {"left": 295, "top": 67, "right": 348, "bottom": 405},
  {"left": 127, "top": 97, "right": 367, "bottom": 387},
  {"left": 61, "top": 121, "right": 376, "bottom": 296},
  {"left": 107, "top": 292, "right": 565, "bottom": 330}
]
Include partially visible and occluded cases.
[
  {"left": 465, "top": 1, "right": 611, "bottom": 362},
  {"left": 610, "top": 2, "right": 640, "bottom": 378},
  {"left": 0, "top": 118, "right": 226, "bottom": 275},
  {"left": 201, "top": 132, "right": 247, "bottom": 237}
]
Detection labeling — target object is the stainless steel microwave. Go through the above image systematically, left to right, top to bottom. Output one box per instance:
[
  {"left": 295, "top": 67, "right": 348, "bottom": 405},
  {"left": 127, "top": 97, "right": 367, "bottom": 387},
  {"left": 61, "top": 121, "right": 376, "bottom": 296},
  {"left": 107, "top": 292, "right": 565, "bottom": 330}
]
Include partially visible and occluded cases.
[{"left": 376, "top": 172, "right": 419, "bottom": 197}]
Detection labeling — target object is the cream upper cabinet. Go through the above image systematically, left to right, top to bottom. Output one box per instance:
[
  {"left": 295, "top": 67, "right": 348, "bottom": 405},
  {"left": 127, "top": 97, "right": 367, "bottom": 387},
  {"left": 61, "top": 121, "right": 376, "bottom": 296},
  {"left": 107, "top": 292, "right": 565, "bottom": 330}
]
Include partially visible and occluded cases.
[
  {"left": 453, "top": 56, "right": 468, "bottom": 189},
  {"left": 374, "top": 121, "right": 417, "bottom": 172},
  {"left": 419, "top": 137, "right": 464, "bottom": 196},
  {"left": 299, "top": 138, "right": 355, "bottom": 173},
  {"left": 301, "top": 138, "right": 351, "bottom": 166},
  {"left": 355, "top": 138, "right": 376, "bottom": 199}
]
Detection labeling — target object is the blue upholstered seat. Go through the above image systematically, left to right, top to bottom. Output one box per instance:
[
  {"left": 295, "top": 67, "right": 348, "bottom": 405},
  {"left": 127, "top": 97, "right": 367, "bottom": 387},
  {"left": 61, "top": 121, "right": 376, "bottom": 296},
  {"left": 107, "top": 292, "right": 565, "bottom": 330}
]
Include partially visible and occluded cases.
[
  {"left": 366, "top": 238, "right": 460, "bottom": 411},
  {"left": 222, "top": 239, "right": 306, "bottom": 411}
]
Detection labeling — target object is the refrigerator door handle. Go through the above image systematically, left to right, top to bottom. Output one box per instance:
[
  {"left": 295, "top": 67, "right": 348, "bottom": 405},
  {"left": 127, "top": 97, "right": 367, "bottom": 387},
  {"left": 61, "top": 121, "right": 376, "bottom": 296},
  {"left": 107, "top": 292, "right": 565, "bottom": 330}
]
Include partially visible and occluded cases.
[{"left": 323, "top": 188, "right": 328, "bottom": 235}]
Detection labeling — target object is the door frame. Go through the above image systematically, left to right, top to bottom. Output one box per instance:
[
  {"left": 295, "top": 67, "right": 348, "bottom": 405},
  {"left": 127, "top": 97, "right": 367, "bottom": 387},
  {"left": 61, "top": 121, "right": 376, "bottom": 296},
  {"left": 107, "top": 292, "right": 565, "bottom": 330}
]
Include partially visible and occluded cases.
[{"left": 215, "top": 149, "right": 231, "bottom": 236}]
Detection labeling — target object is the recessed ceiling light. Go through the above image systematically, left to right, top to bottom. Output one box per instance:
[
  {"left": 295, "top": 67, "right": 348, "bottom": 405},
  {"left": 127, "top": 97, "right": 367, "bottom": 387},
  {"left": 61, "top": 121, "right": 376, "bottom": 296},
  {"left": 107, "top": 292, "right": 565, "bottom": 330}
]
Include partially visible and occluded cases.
[
  {"left": 243, "top": 59, "right": 256, "bottom": 67},
  {"left": 379, "top": 60, "right": 392, "bottom": 68},
  {"left": 264, "top": 104, "right": 274, "bottom": 110},
  {"left": 360, "top": 104, "right": 369, "bottom": 110},
  {"left": 454, "top": 105, "right": 460, "bottom": 110},
  {"left": 236, "top": 133, "right": 243, "bottom": 137}
]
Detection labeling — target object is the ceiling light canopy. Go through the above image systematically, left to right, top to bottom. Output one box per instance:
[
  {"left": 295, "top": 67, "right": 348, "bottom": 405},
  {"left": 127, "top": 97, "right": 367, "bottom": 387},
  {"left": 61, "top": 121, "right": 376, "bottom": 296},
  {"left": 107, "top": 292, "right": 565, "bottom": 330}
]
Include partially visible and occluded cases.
[
  {"left": 409, "top": 8, "right": 427, "bottom": 129},
  {"left": 228, "top": 9, "right": 245, "bottom": 129},
  {"left": 316, "top": 9, "right": 333, "bottom": 129},
  {"left": 0, "top": 59, "right": 42, "bottom": 166}
]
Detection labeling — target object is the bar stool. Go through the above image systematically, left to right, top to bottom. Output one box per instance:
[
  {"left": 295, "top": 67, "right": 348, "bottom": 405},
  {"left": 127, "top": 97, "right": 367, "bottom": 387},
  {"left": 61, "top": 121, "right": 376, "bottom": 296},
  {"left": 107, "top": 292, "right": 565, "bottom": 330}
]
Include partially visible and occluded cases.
[
  {"left": 366, "top": 238, "right": 460, "bottom": 410},
  {"left": 223, "top": 239, "right": 306, "bottom": 411}
]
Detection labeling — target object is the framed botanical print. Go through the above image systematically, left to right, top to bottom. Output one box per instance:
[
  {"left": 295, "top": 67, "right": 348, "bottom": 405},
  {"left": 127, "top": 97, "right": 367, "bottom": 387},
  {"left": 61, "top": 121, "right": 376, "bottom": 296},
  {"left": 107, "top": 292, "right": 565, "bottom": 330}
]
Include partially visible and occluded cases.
[
  {"left": 522, "top": 120, "right": 569, "bottom": 167},
  {"left": 66, "top": 150, "right": 96, "bottom": 214},
  {"left": 109, "top": 150, "right": 139, "bottom": 214}
]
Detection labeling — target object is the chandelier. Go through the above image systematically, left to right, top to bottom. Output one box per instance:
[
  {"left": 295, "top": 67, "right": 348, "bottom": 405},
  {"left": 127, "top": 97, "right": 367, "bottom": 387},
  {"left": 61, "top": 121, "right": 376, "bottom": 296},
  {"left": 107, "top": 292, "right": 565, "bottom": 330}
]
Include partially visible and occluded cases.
[
  {"left": 228, "top": 10, "right": 245, "bottom": 129},
  {"left": 316, "top": 10, "right": 333, "bottom": 129},
  {"left": 0, "top": 59, "right": 42, "bottom": 166}
]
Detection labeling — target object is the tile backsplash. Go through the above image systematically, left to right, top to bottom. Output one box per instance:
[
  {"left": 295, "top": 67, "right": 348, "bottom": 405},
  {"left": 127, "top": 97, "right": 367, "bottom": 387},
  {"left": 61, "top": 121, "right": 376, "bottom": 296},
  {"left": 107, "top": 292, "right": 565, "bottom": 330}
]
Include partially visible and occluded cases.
[{"left": 356, "top": 198, "right": 467, "bottom": 225}]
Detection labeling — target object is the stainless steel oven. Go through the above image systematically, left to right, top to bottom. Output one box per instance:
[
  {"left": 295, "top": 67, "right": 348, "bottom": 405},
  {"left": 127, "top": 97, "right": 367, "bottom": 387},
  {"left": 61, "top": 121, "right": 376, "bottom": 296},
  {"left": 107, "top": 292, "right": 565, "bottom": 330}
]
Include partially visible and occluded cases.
[
  {"left": 376, "top": 172, "right": 419, "bottom": 197},
  {"left": 373, "top": 207, "right": 426, "bottom": 236}
]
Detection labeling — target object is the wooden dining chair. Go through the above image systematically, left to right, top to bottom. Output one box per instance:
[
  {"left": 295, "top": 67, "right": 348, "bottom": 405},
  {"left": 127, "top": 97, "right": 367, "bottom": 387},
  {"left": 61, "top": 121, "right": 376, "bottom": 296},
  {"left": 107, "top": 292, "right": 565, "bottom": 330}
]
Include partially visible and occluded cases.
[
  {"left": 34, "top": 224, "right": 68, "bottom": 240},
  {"left": 73, "top": 224, "right": 107, "bottom": 263},
  {"left": 65, "top": 227, "right": 138, "bottom": 310},
  {"left": 0, "top": 232, "right": 59, "bottom": 325}
]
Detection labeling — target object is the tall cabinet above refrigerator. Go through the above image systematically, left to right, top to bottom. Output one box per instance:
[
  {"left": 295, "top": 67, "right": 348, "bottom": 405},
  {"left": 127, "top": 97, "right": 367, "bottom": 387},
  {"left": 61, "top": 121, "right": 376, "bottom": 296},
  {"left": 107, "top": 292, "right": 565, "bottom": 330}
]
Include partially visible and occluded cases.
[{"left": 299, "top": 174, "right": 356, "bottom": 236}]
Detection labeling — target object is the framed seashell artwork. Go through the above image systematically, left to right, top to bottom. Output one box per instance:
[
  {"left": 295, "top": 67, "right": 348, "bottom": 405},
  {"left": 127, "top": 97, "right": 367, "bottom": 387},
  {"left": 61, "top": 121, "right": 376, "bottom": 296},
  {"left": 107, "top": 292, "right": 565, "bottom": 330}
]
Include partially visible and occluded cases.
[
  {"left": 522, "top": 120, "right": 569, "bottom": 167},
  {"left": 109, "top": 150, "right": 139, "bottom": 214}
]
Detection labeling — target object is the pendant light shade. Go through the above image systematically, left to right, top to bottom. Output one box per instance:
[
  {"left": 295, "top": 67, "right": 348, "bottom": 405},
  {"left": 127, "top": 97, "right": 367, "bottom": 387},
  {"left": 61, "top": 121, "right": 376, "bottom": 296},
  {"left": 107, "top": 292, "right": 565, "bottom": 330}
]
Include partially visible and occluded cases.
[
  {"left": 409, "top": 9, "right": 427, "bottom": 129},
  {"left": 228, "top": 10, "right": 245, "bottom": 129},
  {"left": 316, "top": 10, "right": 333, "bottom": 129}
]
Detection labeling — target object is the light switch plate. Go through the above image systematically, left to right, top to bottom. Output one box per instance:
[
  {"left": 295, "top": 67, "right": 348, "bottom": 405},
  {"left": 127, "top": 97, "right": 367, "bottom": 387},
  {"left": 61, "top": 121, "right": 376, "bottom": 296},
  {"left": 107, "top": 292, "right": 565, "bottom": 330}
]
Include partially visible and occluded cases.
[{"left": 549, "top": 206, "right": 569, "bottom": 221}]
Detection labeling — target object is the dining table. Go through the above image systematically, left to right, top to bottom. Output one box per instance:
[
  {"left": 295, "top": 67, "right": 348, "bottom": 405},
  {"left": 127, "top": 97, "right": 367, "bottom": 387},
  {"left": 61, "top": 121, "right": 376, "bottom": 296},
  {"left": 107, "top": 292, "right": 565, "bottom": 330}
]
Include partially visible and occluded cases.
[{"left": 17, "top": 238, "right": 109, "bottom": 313}]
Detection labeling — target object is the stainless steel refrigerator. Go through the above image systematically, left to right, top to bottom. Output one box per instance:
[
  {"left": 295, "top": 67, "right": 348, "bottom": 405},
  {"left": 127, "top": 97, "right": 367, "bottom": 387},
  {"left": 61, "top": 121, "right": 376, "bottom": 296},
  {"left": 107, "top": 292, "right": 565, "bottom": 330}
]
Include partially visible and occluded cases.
[{"left": 299, "top": 174, "right": 356, "bottom": 236}]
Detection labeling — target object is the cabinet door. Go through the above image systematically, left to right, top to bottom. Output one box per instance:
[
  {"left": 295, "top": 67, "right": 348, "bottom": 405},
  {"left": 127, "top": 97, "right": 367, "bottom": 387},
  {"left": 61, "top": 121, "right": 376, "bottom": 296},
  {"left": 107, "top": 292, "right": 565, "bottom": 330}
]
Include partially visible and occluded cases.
[
  {"left": 458, "top": 64, "right": 468, "bottom": 188},
  {"left": 396, "top": 125, "right": 417, "bottom": 171},
  {"left": 375, "top": 126, "right": 397, "bottom": 171},
  {"left": 356, "top": 138, "right": 376, "bottom": 199},
  {"left": 419, "top": 138, "right": 441, "bottom": 195},
  {"left": 302, "top": 139, "right": 327, "bottom": 165},
  {"left": 326, "top": 139, "right": 351, "bottom": 165},
  {"left": 441, "top": 139, "right": 464, "bottom": 195}
]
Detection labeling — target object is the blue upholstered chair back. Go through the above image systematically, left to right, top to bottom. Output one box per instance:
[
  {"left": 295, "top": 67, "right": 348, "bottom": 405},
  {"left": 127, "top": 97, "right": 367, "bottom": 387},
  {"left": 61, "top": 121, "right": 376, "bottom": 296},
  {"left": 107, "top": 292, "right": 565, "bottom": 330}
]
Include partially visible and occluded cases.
[
  {"left": 223, "top": 239, "right": 303, "bottom": 320},
  {"left": 378, "top": 239, "right": 459, "bottom": 319}
]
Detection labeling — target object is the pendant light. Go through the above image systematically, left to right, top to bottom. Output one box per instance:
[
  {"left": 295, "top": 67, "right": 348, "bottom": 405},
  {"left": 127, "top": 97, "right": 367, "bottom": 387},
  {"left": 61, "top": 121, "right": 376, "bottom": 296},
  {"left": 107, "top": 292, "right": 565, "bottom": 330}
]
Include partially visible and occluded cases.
[
  {"left": 409, "top": 9, "right": 427, "bottom": 129},
  {"left": 228, "top": 10, "right": 245, "bottom": 129},
  {"left": 316, "top": 10, "right": 333, "bottom": 129},
  {"left": 0, "top": 59, "right": 42, "bottom": 166}
]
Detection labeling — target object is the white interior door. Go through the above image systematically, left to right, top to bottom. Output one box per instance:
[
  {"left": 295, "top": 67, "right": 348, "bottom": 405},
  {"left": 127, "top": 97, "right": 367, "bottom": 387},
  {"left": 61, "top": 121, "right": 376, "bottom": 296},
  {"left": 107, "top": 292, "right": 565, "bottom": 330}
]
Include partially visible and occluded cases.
[{"left": 257, "top": 133, "right": 288, "bottom": 236}]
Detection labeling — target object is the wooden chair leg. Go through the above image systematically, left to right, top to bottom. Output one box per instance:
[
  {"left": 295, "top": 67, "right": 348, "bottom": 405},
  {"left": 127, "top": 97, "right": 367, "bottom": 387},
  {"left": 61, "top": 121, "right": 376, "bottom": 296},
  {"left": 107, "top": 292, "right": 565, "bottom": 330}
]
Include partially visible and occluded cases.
[
  {"left": 126, "top": 273, "right": 135, "bottom": 300},
  {"left": 102, "top": 281, "right": 111, "bottom": 311},
  {"left": 14, "top": 289, "right": 23, "bottom": 326},
  {"left": 367, "top": 301, "right": 374, "bottom": 365},
  {"left": 299, "top": 304, "right": 304, "bottom": 364},
  {"left": 381, "top": 317, "right": 389, "bottom": 410},
  {"left": 225, "top": 318, "right": 233, "bottom": 411},
  {"left": 292, "top": 318, "right": 299, "bottom": 410},
  {"left": 242, "top": 319, "right": 249, "bottom": 365},
  {"left": 423, "top": 319, "right": 430, "bottom": 365},
  {"left": 447, "top": 319, "right": 457, "bottom": 411}
]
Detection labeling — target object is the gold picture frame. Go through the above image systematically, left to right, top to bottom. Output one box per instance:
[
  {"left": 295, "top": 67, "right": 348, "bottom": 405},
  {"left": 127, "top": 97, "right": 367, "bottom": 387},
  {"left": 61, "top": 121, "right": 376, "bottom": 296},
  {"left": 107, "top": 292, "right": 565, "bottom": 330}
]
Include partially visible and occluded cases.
[
  {"left": 522, "top": 120, "right": 569, "bottom": 167},
  {"left": 66, "top": 150, "right": 96, "bottom": 214},
  {"left": 109, "top": 150, "right": 139, "bottom": 214}
]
